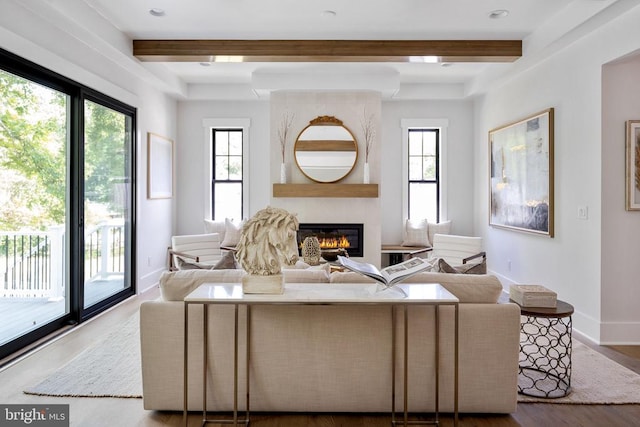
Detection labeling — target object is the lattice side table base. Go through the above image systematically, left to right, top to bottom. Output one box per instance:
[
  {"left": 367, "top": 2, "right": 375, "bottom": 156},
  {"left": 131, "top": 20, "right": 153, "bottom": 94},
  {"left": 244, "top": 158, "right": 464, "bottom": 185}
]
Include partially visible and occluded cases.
[{"left": 518, "top": 314, "right": 572, "bottom": 398}]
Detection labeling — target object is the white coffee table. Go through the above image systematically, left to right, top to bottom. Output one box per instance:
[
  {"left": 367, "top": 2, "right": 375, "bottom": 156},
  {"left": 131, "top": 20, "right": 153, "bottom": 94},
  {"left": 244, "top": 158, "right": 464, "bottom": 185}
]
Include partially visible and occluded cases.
[{"left": 183, "top": 282, "right": 459, "bottom": 427}]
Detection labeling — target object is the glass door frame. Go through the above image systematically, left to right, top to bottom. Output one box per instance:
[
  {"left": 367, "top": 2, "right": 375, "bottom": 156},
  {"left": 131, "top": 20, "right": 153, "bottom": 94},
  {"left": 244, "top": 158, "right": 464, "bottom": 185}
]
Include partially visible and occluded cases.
[
  {"left": 0, "top": 48, "right": 136, "bottom": 360},
  {"left": 76, "top": 90, "right": 136, "bottom": 322}
]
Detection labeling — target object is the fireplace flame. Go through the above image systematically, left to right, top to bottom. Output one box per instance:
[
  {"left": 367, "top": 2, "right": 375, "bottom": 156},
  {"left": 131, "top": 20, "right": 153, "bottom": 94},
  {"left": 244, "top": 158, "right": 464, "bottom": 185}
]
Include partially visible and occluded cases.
[
  {"left": 299, "top": 235, "right": 352, "bottom": 250},
  {"left": 319, "top": 235, "right": 351, "bottom": 249}
]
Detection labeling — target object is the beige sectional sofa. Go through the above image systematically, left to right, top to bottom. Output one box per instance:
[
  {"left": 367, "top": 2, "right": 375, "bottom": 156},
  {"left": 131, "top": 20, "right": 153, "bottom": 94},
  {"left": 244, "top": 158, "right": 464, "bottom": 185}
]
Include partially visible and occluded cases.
[{"left": 140, "top": 267, "right": 521, "bottom": 414}]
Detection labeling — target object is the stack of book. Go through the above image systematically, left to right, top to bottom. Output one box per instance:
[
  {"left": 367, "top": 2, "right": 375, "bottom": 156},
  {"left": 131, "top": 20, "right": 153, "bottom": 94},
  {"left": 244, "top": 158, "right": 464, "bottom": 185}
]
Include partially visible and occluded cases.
[{"left": 509, "top": 284, "right": 557, "bottom": 308}]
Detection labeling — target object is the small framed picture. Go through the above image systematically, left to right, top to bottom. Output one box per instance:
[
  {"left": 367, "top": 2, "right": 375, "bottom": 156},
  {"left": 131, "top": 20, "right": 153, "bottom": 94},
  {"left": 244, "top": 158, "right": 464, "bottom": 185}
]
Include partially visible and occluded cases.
[
  {"left": 626, "top": 120, "right": 640, "bottom": 211},
  {"left": 147, "top": 132, "right": 173, "bottom": 199}
]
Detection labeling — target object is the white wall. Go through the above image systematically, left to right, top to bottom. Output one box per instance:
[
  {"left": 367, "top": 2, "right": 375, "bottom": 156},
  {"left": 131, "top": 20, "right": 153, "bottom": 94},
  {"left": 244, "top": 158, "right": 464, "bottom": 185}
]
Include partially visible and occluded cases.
[
  {"left": 0, "top": 1, "right": 177, "bottom": 293},
  {"left": 474, "top": 4, "right": 640, "bottom": 343},
  {"left": 601, "top": 53, "right": 640, "bottom": 344},
  {"left": 269, "top": 91, "right": 381, "bottom": 266},
  {"left": 177, "top": 94, "right": 479, "bottom": 267},
  {"left": 176, "top": 100, "right": 270, "bottom": 233},
  {"left": 380, "top": 100, "right": 475, "bottom": 245}
]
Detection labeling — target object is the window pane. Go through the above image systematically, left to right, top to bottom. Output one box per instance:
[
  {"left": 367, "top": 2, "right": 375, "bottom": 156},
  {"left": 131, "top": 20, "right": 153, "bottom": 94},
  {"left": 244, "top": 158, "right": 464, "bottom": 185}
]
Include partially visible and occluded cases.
[
  {"left": 0, "top": 69, "right": 70, "bottom": 345},
  {"left": 83, "top": 100, "right": 132, "bottom": 308},
  {"left": 215, "top": 132, "right": 229, "bottom": 155},
  {"left": 229, "top": 132, "right": 242, "bottom": 155},
  {"left": 409, "top": 132, "right": 423, "bottom": 155},
  {"left": 423, "top": 133, "right": 436, "bottom": 155},
  {"left": 423, "top": 155, "right": 436, "bottom": 180},
  {"left": 228, "top": 156, "right": 242, "bottom": 180},
  {"left": 215, "top": 157, "right": 228, "bottom": 180},
  {"left": 408, "top": 157, "right": 423, "bottom": 180},
  {"left": 214, "top": 182, "right": 242, "bottom": 220},
  {"left": 409, "top": 182, "right": 437, "bottom": 221}
]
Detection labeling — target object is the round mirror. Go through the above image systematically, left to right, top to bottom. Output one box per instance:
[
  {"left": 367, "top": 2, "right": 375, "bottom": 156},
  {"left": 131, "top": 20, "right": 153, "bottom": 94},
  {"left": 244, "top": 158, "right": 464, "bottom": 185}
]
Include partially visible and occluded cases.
[{"left": 294, "top": 116, "right": 358, "bottom": 183}]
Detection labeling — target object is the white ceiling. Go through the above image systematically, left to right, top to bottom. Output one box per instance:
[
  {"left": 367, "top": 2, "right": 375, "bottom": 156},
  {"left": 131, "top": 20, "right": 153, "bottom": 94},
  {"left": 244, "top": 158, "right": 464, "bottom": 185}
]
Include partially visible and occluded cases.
[{"left": 59, "top": 0, "right": 625, "bottom": 99}]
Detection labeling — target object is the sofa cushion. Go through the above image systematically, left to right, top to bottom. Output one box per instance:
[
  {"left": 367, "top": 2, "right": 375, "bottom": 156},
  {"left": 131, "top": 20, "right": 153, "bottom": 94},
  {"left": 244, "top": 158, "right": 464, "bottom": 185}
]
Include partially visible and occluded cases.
[
  {"left": 438, "top": 258, "right": 487, "bottom": 275},
  {"left": 282, "top": 263, "right": 331, "bottom": 283},
  {"left": 160, "top": 265, "right": 333, "bottom": 301},
  {"left": 159, "top": 269, "right": 246, "bottom": 301},
  {"left": 329, "top": 271, "right": 502, "bottom": 303},
  {"left": 402, "top": 271, "right": 501, "bottom": 303}
]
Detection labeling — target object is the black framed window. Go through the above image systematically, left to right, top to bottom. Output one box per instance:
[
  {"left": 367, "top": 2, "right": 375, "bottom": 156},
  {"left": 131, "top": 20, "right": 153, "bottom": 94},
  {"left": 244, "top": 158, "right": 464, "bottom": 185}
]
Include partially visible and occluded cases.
[
  {"left": 408, "top": 128, "right": 440, "bottom": 222},
  {"left": 211, "top": 129, "right": 243, "bottom": 220}
]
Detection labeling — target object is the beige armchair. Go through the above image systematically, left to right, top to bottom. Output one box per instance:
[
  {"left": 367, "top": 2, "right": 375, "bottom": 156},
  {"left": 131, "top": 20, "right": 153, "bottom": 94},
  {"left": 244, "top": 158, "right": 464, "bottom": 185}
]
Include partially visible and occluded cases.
[
  {"left": 167, "top": 233, "right": 222, "bottom": 271},
  {"left": 422, "top": 234, "right": 486, "bottom": 273},
  {"left": 430, "top": 234, "right": 484, "bottom": 263}
]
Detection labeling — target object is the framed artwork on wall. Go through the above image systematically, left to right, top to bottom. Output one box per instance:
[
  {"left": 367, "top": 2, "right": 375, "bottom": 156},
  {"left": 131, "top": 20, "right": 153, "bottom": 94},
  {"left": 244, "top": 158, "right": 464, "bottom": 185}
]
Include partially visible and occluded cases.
[
  {"left": 489, "top": 108, "right": 554, "bottom": 237},
  {"left": 626, "top": 120, "right": 640, "bottom": 211},
  {"left": 147, "top": 132, "right": 173, "bottom": 199}
]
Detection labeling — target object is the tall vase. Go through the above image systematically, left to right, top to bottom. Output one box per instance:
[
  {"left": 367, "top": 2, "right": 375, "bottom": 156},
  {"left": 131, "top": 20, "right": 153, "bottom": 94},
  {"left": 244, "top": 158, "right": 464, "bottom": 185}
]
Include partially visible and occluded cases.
[
  {"left": 280, "top": 162, "right": 287, "bottom": 184},
  {"left": 363, "top": 162, "right": 370, "bottom": 184}
]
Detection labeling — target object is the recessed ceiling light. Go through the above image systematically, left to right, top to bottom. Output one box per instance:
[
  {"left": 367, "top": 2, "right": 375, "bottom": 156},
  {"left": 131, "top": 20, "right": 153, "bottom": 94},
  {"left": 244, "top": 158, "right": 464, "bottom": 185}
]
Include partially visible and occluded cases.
[
  {"left": 149, "top": 8, "right": 166, "bottom": 17},
  {"left": 489, "top": 9, "right": 509, "bottom": 19},
  {"left": 322, "top": 10, "right": 337, "bottom": 18}
]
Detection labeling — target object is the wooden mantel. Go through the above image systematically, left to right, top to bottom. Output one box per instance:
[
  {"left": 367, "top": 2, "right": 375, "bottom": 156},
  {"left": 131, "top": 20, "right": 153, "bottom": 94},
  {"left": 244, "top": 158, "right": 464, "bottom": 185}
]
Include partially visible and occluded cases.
[{"left": 273, "top": 183, "right": 378, "bottom": 198}]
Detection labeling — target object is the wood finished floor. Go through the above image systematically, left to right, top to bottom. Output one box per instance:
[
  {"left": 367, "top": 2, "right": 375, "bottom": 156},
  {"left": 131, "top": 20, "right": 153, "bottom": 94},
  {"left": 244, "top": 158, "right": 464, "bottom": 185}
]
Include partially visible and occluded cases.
[{"left": 1, "top": 286, "right": 639, "bottom": 427}]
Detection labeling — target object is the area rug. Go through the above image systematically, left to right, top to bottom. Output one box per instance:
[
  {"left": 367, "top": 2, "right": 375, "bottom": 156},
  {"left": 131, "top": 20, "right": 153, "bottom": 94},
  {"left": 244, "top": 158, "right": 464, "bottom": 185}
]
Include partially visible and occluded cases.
[
  {"left": 24, "top": 313, "right": 142, "bottom": 398},
  {"left": 24, "top": 316, "right": 640, "bottom": 404},
  {"left": 517, "top": 340, "right": 640, "bottom": 404}
]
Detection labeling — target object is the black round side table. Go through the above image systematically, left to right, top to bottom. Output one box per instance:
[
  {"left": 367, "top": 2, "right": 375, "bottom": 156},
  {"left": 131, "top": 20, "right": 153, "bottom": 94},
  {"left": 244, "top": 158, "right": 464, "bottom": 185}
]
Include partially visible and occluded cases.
[{"left": 513, "top": 300, "right": 574, "bottom": 398}]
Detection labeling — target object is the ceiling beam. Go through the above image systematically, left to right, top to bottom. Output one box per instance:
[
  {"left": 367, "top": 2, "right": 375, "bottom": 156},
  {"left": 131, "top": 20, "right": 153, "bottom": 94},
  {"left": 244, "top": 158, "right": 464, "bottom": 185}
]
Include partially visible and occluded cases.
[{"left": 133, "top": 39, "right": 521, "bottom": 63}]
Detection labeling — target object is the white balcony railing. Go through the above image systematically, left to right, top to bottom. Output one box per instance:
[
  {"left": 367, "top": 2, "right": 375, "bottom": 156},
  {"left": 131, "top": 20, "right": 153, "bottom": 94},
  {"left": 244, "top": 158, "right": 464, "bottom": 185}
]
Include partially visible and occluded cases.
[{"left": 0, "top": 220, "right": 125, "bottom": 299}]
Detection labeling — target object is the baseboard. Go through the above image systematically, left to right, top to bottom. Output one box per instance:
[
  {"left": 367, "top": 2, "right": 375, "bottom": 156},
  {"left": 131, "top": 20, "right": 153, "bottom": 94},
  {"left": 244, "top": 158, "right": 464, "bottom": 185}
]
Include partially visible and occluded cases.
[
  {"left": 138, "top": 268, "right": 165, "bottom": 294},
  {"left": 489, "top": 270, "right": 640, "bottom": 344},
  {"left": 599, "top": 321, "right": 640, "bottom": 345}
]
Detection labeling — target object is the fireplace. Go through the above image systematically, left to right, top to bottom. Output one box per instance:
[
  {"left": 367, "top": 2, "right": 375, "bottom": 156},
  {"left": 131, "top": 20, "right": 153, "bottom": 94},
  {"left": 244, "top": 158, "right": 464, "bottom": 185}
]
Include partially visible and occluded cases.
[{"left": 297, "top": 223, "right": 364, "bottom": 258}]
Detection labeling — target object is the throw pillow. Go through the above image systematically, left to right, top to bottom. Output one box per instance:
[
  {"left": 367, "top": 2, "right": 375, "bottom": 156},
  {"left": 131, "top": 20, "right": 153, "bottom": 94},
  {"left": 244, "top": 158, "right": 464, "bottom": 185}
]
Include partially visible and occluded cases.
[
  {"left": 221, "top": 218, "right": 244, "bottom": 247},
  {"left": 401, "top": 218, "right": 429, "bottom": 247},
  {"left": 204, "top": 219, "right": 226, "bottom": 241},
  {"left": 427, "top": 220, "right": 452, "bottom": 246},
  {"left": 212, "top": 251, "right": 239, "bottom": 270},
  {"left": 175, "top": 256, "right": 213, "bottom": 270},
  {"left": 438, "top": 258, "right": 486, "bottom": 275}
]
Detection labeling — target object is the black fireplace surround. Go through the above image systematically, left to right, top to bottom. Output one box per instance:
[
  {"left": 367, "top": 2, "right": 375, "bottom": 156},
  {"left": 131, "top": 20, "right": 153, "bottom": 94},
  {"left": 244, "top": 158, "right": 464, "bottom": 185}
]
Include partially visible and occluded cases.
[{"left": 297, "top": 223, "right": 364, "bottom": 258}]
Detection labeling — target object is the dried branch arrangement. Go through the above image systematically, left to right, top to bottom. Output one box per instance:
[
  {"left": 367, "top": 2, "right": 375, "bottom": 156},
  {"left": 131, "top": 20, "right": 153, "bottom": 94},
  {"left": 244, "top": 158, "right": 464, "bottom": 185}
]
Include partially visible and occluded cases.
[
  {"left": 360, "top": 108, "right": 376, "bottom": 163},
  {"left": 278, "top": 111, "right": 295, "bottom": 163}
]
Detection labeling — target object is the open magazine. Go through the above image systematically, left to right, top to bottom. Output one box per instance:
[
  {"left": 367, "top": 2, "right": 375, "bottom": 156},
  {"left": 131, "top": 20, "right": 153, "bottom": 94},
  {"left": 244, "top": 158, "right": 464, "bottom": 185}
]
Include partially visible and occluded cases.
[{"left": 337, "top": 255, "right": 433, "bottom": 288}]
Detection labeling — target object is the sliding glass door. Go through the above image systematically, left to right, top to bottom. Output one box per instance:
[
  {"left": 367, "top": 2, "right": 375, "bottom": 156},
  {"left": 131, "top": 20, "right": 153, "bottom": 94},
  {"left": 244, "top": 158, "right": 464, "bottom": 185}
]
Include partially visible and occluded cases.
[
  {"left": 0, "top": 48, "right": 136, "bottom": 360},
  {"left": 0, "top": 68, "right": 71, "bottom": 352},
  {"left": 82, "top": 99, "right": 133, "bottom": 311}
]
